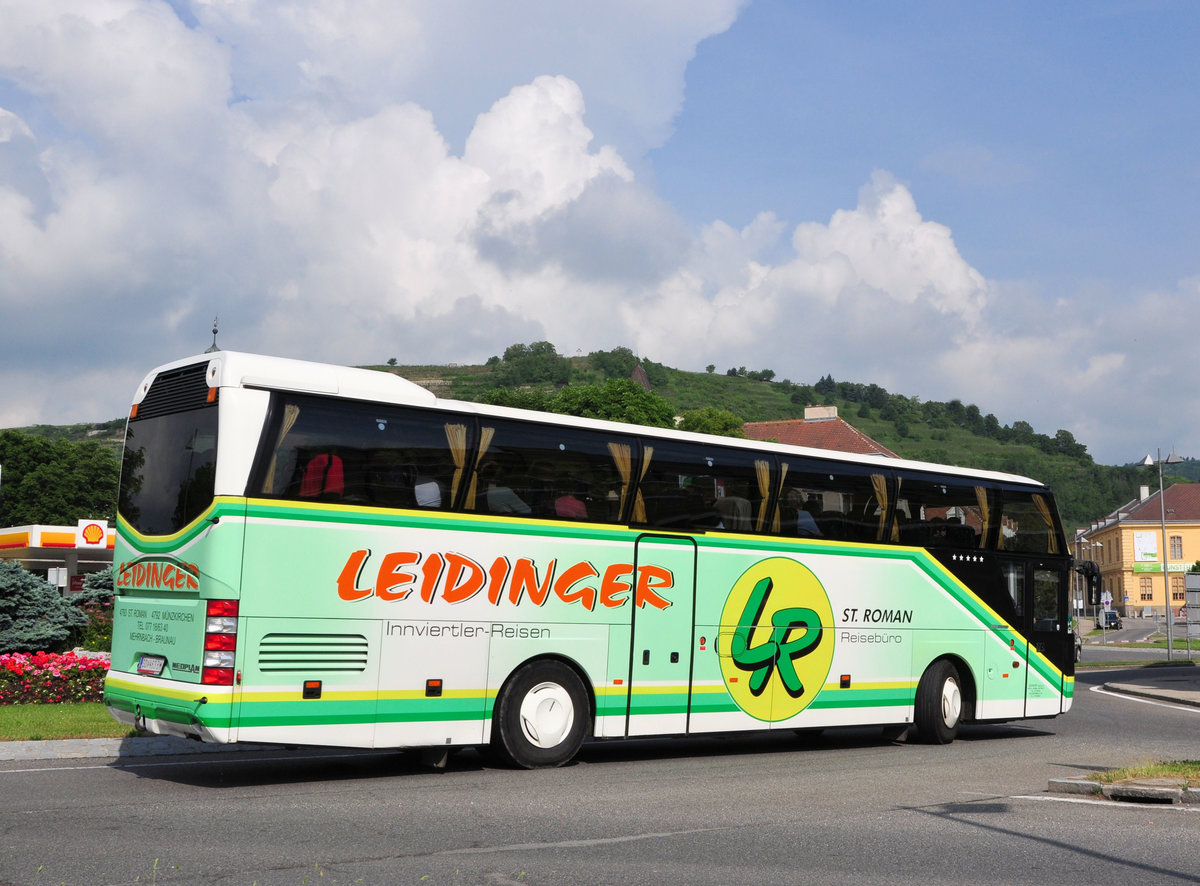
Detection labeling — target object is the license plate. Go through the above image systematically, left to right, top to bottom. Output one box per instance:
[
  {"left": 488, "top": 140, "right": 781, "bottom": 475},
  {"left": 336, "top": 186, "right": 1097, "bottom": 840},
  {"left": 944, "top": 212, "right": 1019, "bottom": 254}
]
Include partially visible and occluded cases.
[{"left": 137, "top": 654, "right": 166, "bottom": 676}]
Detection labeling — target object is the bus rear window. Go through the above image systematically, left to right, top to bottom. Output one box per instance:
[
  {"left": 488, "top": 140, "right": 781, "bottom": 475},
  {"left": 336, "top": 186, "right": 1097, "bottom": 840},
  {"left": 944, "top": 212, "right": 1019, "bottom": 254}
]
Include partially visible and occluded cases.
[{"left": 120, "top": 407, "right": 218, "bottom": 536}]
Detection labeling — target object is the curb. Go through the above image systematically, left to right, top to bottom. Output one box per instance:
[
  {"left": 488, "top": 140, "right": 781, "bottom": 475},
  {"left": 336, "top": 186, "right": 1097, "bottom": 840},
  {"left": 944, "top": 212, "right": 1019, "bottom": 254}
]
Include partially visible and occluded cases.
[
  {"left": 1103, "top": 681, "right": 1200, "bottom": 709},
  {"left": 0, "top": 735, "right": 273, "bottom": 762},
  {"left": 1048, "top": 777, "right": 1200, "bottom": 805}
]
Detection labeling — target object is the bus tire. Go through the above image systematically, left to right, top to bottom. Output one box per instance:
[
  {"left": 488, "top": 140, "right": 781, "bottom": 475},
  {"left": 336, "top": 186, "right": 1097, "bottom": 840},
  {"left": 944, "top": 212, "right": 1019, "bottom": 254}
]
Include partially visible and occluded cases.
[
  {"left": 914, "top": 659, "right": 962, "bottom": 744},
  {"left": 492, "top": 660, "right": 590, "bottom": 769}
]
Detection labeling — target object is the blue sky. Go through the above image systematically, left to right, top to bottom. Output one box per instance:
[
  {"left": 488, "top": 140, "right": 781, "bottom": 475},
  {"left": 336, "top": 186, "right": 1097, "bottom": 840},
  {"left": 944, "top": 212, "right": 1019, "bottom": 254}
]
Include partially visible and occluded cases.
[
  {"left": 0, "top": 1, "right": 1197, "bottom": 467},
  {"left": 654, "top": 2, "right": 1200, "bottom": 286}
]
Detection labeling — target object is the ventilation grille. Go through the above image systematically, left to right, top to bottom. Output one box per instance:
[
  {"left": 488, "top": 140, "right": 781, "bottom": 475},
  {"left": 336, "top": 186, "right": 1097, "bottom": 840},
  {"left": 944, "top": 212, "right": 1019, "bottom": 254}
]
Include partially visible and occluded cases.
[
  {"left": 136, "top": 362, "right": 213, "bottom": 420},
  {"left": 257, "top": 633, "right": 369, "bottom": 672}
]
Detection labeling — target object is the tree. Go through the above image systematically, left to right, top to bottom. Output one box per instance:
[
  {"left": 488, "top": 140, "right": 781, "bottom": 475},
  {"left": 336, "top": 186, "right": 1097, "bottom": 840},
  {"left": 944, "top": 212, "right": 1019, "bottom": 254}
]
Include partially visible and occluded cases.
[
  {"left": 495, "top": 341, "right": 571, "bottom": 386},
  {"left": 588, "top": 347, "right": 638, "bottom": 380},
  {"left": 705, "top": 364, "right": 716, "bottom": 374},
  {"left": 550, "top": 380, "right": 675, "bottom": 427},
  {"left": 478, "top": 388, "right": 553, "bottom": 411},
  {"left": 677, "top": 407, "right": 746, "bottom": 438},
  {"left": 0, "top": 430, "right": 119, "bottom": 525},
  {"left": 0, "top": 560, "right": 87, "bottom": 653},
  {"left": 78, "top": 567, "right": 115, "bottom": 605}
]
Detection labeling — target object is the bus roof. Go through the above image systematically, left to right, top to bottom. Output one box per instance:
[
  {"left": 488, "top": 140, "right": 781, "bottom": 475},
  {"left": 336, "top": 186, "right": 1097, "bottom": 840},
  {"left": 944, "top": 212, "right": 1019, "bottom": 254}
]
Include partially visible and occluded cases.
[{"left": 140, "top": 351, "right": 1048, "bottom": 491}]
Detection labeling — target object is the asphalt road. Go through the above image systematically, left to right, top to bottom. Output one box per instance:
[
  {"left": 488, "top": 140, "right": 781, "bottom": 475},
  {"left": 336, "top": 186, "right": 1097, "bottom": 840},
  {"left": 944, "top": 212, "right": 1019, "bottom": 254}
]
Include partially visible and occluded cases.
[{"left": 2, "top": 668, "right": 1198, "bottom": 886}]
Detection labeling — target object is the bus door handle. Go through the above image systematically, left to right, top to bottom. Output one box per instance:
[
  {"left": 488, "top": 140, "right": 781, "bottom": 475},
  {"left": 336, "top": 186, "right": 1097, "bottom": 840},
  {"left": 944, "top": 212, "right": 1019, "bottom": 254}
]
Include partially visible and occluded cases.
[{"left": 642, "top": 650, "right": 650, "bottom": 666}]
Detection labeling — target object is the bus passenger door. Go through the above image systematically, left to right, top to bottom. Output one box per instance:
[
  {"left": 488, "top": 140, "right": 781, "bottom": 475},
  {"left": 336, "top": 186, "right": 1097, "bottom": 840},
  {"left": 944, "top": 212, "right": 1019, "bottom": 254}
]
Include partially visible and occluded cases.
[
  {"left": 626, "top": 534, "right": 697, "bottom": 737},
  {"left": 995, "top": 558, "right": 1069, "bottom": 718},
  {"left": 1027, "top": 561, "right": 1070, "bottom": 715}
]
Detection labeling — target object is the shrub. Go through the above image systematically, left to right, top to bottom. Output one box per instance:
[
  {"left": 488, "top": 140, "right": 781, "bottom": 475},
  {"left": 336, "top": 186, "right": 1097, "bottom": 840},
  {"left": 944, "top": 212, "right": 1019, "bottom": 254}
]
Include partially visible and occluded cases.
[
  {"left": 0, "top": 561, "right": 87, "bottom": 653},
  {"left": 70, "top": 567, "right": 115, "bottom": 653},
  {"left": 74, "top": 599, "right": 114, "bottom": 653},
  {"left": 0, "top": 651, "right": 110, "bottom": 705}
]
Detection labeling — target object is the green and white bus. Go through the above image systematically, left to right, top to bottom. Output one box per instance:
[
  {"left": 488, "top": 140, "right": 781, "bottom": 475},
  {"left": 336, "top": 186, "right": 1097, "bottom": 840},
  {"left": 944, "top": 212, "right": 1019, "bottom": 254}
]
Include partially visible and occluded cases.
[{"left": 104, "top": 351, "right": 1089, "bottom": 767}]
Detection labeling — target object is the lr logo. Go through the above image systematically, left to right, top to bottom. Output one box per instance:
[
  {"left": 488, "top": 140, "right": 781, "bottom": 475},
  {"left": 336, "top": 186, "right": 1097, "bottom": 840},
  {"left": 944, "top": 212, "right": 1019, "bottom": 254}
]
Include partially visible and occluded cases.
[{"left": 719, "top": 558, "right": 835, "bottom": 722}]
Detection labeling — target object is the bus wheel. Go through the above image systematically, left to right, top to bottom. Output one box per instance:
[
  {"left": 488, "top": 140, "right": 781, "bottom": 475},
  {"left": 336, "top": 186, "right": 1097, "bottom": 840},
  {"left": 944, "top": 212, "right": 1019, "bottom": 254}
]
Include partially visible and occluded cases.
[
  {"left": 493, "top": 660, "right": 590, "bottom": 769},
  {"left": 914, "top": 660, "right": 962, "bottom": 744}
]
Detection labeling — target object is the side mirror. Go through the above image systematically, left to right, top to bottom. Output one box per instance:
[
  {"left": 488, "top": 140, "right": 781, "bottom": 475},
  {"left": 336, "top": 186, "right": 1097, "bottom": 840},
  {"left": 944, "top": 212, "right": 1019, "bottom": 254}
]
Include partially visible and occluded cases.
[{"left": 1075, "top": 560, "right": 1101, "bottom": 606}]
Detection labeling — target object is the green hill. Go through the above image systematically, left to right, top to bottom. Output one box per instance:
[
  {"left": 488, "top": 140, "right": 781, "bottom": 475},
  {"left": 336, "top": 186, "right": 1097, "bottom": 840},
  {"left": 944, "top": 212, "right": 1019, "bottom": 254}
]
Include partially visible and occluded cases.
[
  {"left": 8, "top": 347, "right": 1180, "bottom": 531},
  {"left": 367, "top": 348, "right": 1172, "bottom": 530}
]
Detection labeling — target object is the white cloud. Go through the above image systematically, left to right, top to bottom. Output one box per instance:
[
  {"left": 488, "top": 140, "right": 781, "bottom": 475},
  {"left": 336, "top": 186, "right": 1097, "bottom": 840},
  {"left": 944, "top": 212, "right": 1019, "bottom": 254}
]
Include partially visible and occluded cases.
[{"left": 0, "top": 0, "right": 1195, "bottom": 470}]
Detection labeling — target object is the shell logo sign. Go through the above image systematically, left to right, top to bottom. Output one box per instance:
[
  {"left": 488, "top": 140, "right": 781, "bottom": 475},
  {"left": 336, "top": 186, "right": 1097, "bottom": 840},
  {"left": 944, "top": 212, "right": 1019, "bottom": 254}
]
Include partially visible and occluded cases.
[{"left": 76, "top": 519, "right": 109, "bottom": 549}]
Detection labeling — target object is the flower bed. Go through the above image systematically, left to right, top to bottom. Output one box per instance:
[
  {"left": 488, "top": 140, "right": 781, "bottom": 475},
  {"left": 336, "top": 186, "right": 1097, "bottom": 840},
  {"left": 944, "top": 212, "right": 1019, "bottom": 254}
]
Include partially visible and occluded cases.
[{"left": 0, "top": 651, "right": 110, "bottom": 705}]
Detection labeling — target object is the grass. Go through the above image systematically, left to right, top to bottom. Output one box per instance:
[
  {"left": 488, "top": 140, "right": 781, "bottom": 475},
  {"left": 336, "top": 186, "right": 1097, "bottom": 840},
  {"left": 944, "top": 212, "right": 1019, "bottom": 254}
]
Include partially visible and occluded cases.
[
  {"left": 0, "top": 702, "right": 138, "bottom": 742},
  {"left": 1089, "top": 761, "right": 1200, "bottom": 788}
]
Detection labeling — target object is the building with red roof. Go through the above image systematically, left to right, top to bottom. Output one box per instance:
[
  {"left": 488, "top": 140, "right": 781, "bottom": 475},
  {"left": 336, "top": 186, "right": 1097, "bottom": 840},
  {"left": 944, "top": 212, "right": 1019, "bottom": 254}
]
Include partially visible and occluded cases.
[{"left": 743, "top": 406, "right": 899, "bottom": 458}]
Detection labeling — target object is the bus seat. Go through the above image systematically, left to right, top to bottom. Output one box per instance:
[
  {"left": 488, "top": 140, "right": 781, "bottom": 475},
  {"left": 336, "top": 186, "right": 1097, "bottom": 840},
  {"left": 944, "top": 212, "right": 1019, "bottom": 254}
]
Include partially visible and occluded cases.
[
  {"left": 300, "top": 453, "right": 345, "bottom": 500},
  {"left": 716, "top": 496, "right": 752, "bottom": 531}
]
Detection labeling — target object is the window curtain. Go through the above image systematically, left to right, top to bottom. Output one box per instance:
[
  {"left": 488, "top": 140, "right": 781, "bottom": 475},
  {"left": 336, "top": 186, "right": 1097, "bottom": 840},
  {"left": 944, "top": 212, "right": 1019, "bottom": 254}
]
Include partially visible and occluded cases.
[
  {"left": 264, "top": 403, "right": 301, "bottom": 494},
  {"left": 445, "top": 423, "right": 468, "bottom": 504},
  {"left": 465, "top": 426, "right": 495, "bottom": 510},
  {"left": 608, "top": 442, "right": 632, "bottom": 519},
  {"left": 633, "top": 446, "right": 653, "bottom": 523},
  {"left": 754, "top": 459, "right": 772, "bottom": 532},
  {"left": 772, "top": 462, "right": 789, "bottom": 532},
  {"left": 871, "top": 473, "right": 889, "bottom": 541},
  {"left": 974, "top": 486, "right": 990, "bottom": 550},
  {"left": 1032, "top": 494, "right": 1059, "bottom": 554}
]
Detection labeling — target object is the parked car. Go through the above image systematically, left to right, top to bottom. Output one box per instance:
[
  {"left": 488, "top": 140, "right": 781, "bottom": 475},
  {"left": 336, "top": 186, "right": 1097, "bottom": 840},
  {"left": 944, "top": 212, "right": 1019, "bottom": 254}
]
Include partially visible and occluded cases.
[{"left": 1096, "top": 610, "right": 1122, "bottom": 630}]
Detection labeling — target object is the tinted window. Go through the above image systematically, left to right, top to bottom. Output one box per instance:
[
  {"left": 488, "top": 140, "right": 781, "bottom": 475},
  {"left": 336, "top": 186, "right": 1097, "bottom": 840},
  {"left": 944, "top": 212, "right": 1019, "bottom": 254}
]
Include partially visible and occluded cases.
[
  {"left": 257, "top": 395, "right": 469, "bottom": 511},
  {"left": 120, "top": 407, "right": 218, "bottom": 536},
  {"left": 466, "top": 418, "right": 635, "bottom": 523},
  {"left": 638, "top": 440, "right": 769, "bottom": 533},
  {"left": 776, "top": 459, "right": 891, "bottom": 542},
  {"left": 894, "top": 474, "right": 994, "bottom": 550},
  {"left": 998, "top": 490, "right": 1064, "bottom": 554}
]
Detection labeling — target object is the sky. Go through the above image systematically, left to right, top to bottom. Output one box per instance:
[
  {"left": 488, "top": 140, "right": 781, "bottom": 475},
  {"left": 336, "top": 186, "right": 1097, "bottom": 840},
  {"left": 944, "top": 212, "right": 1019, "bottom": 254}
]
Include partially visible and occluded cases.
[{"left": 1, "top": 0, "right": 1198, "bottom": 467}]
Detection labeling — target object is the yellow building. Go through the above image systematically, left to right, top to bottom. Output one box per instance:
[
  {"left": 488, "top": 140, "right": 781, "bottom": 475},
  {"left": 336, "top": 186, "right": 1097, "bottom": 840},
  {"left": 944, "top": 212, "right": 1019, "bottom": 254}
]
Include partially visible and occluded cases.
[{"left": 1075, "top": 483, "right": 1200, "bottom": 619}]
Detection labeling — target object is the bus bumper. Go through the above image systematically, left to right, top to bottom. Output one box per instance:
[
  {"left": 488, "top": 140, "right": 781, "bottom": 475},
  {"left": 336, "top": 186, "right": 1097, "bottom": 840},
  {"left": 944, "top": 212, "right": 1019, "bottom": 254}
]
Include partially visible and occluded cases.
[{"left": 104, "top": 672, "right": 234, "bottom": 743}]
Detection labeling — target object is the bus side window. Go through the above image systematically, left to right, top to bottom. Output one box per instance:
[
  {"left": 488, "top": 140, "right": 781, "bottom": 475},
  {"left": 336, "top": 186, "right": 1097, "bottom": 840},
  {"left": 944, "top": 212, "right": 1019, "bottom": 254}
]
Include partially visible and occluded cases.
[
  {"left": 473, "top": 418, "right": 635, "bottom": 524},
  {"left": 635, "top": 441, "right": 767, "bottom": 533},
  {"left": 775, "top": 461, "right": 891, "bottom": 543},
  {"left": 896, "top": 475, "right": 993, "bottom": 551},
  {"left": 998, "top": 491, "right": 1062, "bottom": 554}
]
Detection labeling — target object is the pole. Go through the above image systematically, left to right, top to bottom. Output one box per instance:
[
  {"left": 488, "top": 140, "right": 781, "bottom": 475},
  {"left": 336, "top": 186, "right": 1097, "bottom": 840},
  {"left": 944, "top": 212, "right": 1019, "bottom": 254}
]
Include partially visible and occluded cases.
[{"left": 1158, "top": 449, "right": 1173, "bottom": 662}]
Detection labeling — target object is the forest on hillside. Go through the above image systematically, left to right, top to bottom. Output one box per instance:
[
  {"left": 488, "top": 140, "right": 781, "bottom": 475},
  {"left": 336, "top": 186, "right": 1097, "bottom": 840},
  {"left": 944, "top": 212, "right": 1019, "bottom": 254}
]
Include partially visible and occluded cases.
[
  {"left": 377, "top": 342, "right": 1184, "bottom": 529},
  {"left": 3, "top": 343, "right": 1187, "bottom": 531}
]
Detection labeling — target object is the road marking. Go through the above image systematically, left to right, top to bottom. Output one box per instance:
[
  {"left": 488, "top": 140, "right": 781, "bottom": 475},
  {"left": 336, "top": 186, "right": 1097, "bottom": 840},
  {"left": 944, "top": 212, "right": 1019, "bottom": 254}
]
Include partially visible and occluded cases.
[
  {"left": 1088, "top": 685, "right": 1200, "bottom": 714},
  {"left": 0, "top": 751, "right": 382, "bottom": 775},
  {"left": 1013, "top": 794, "right": 1200, "bottom": 813}
]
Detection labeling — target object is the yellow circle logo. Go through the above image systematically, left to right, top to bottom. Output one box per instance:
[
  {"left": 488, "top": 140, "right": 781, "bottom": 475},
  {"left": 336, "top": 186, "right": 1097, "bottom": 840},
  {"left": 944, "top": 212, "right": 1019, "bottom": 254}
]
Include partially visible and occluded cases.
[{"left": 719, "top": 558, "right": 835, "bottom": 722}]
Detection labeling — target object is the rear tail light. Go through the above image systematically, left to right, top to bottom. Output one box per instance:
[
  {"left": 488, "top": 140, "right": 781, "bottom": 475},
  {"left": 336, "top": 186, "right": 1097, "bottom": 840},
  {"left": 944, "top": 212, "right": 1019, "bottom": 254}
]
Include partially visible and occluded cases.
[{"left": 202, "top": 599, "right": 238, "bottom": 686}]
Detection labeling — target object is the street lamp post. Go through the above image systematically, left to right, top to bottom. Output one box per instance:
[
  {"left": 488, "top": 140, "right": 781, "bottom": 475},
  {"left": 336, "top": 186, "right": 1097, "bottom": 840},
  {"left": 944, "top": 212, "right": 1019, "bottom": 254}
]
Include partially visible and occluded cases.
[
  {"left": 1141, "top": 449, "right": 1184, "bottom": 661},
  {"left": 1080, "top": 541, "right": 1104, "bottom": 642}
]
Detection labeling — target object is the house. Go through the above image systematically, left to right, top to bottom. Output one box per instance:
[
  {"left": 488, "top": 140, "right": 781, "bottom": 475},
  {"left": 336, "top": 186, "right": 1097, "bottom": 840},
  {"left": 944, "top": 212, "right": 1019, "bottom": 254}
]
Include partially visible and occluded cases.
[
  {"left": 743, "top": 406, "right": 899, "bottom": 458},
  {"left": 1075, "top": 483, "right": 1200, "bottom": 618}
]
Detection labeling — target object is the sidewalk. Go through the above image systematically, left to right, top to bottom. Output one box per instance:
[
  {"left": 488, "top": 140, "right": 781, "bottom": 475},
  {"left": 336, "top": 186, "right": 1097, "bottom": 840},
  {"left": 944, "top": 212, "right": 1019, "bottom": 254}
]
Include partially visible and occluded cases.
[
  {"left": 1098, "top": 663, "right": 1200, "bottom": 709},
  {"left": 4, "top": 666, "right": 1198, "bottom": 763},
  {"left": 0, "top": 733, "right": 276, "bottom": 762}
]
